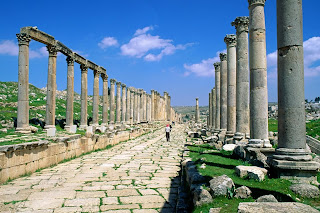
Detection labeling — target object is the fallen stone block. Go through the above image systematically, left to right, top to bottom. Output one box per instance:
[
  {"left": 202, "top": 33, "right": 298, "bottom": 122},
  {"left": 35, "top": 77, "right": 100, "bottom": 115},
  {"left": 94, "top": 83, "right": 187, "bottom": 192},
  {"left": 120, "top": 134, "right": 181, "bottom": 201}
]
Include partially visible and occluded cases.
[
  {"left": 235, "top": 166, "right": 268, "bottom": 178},
  {"left": 209, "top": 174, "right": 235, "bottom": 197},
  {"left": 290, "top": 183, "right": 320, "bottom": 198},
  {"left": 255, "top": 194, "right": 278, "bottom": 202}
]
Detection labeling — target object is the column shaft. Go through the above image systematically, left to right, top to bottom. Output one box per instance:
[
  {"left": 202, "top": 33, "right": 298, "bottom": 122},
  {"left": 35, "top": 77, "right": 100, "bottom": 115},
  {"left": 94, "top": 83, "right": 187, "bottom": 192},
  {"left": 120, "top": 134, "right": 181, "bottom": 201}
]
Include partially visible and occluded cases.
[
  {"left": 220, "top": 53, "right": 228, "bottom": 130},
  {"left": 66, "top": 56, "right": 74, "bottom": 128},
  {"left": 214, "top": 62, "right": 221, "bottom": 130},
  {"left": 80, "top": 65, "right": 88, "bottom": 128},
  {"left": 92, "top": 70, "right": 99, "bottom": 126},
  {"left": 102, "top": 74, "right": 109, "bottom": 125},
  {"left": 109, "top": 79, "right": 116, "bottom": 124},
  {"left": 121, "top": 84, "right": 126, "bottom": 123},
  {"left": 126, "top": 88, "right": 131, "bottom": 123},
  {"left": 212, "top": 88, "right": 216, "bottom": 129},
  {"left": 151, "top": 90, "right": 155, "bottom": 121},
  {"left": 195, "top": 98, "right": 199, "bottom": 123}
]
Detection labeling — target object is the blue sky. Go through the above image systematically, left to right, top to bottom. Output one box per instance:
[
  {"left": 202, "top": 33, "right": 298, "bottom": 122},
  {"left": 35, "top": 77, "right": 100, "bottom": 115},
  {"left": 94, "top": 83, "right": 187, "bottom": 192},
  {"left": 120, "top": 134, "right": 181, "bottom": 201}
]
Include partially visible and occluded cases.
[{"left": 0, "top": 0, "right": 320, "bottom": 106}]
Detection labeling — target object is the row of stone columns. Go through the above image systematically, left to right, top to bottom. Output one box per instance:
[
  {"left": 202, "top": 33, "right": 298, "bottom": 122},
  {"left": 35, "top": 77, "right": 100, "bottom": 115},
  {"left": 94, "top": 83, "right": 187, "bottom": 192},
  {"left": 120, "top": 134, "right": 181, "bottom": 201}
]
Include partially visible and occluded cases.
[
  {"left": 207, "top": 0, "right": 318, "bottom": 181},
  {"left": 15, "top": 30, "right": 179, "bottom": 133}
]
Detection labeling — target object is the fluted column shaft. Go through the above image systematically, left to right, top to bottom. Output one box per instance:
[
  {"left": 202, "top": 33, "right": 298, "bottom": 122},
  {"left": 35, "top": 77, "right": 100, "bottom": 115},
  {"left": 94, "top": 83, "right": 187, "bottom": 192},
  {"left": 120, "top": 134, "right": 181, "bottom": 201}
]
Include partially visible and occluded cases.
[
  {"left": 248, "top": 0, "right": 269, "bottom": 144},
  {"left": 232, "top": 17, "right": 250, "bottom": 136},
  {"left": 16, "top": 33, "right": 31, "bottom": 133},
  {"left": 225, "top": 35, "right": 237, "bottom": 136},
  {"left": 45, "top": 45, "right": 58, "bottom": 129},
  {"left": 220, "top": 53, "right": 228, "bottom": 130},
  {"left": 66, "top": 56, "right": 75, "bottom": 128},
  {"left": 214, "top": 62, "right": 221, "bottom": 130},
  {"left": 92, "top": 70, "right": 99, "bottom": 126},
  {"left": 102, "top": 74, "right": 109, "bottom": 125},
  {"left": 109, "top": 79, "right": 116, "bottom": 124},
  {"left": 121, "top": 84, "right": 126, "bottom": 123},
  {"left": 168, "top": 96, "right": 171, "bottom": 121}
]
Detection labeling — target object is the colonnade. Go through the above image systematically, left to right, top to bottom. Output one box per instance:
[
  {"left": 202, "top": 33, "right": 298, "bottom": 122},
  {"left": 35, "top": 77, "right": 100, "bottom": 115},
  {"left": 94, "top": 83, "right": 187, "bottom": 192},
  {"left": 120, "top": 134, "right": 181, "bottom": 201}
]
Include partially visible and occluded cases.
[
  {"left": 207, "top": 0, "right": 318, "bottom": 180},
  {"left": 15, "top": 27, "right": 179, "bottom": 134}
]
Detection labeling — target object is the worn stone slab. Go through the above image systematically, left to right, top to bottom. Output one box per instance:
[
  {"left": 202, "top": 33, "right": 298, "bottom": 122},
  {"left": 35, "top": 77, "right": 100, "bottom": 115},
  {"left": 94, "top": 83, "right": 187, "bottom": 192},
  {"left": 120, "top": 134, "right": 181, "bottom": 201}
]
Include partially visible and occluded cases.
[
  {"left": 107, "top": 189, "right": 139, "bottom": 196},
  {"left": 120, "top": 195, "right": 166, "bottom": 204},
  {"left": 64, "top": 198, "right": 100, "bottom": 207},
  {"left": 238, "top": 202, "right": 319, "bottom": 213},
  {"left": 100, "top": 204, "right": 140, "bottom": 211}
]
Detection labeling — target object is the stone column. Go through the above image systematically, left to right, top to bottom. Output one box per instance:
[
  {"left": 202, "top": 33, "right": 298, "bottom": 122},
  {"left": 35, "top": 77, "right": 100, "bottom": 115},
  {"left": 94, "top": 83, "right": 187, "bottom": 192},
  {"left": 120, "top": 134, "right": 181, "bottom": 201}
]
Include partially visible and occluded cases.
[
  {"left": 248, "top": 0, "right": 270, "bottom": 147},
  {"left": 271, "top": 0, "right": 319, "bottom": 181},
  {"left": 232, "top": 16, "right": 250, "bottom": 139},
  {"left": 16, "top": 33, "right": 31, "bottom": 133},
  {"left": 224, "top": 35, "right": 237, "bottom": 137},
  {"left": 44, "top": 45, "right": 58, "bottom": 130},
  {"left": 220, "top": 53, "right": 228, "bottom": 130},
  {"left": 65, "top": 56, "right": 75, "bottom": 130},
  {"left": 214, "top": 62, "right": 221, "bottom": 130},
  {"left": 80, "top": 64, "right": 88, "bottom": 129},
  {"left": 92, "top": 70, "right": 100, "bottom": 126},
  {"left": 102, "top": 74, "right": 109, "bottom": 126},
  {"left": 109, "top": 79, "right": 116, "bottom": 124},
  {"left": 116, "top": 81, "right": 121, "bottom": 124},
  {"left": 121, "top": 83, "right": 126, "bottom": 123},
  {"left": 126, "top": 87, "right": 131, "bottom": 123},
  {"left": 130, "top": 88, "right": 134, "bottom": 125},
  {"left": 212, "top": 88, "right": 216, "bottom": 130},
  {"left": 133, "top": 89, "right": 138, "bottom": 124},
  {"left": 137, "top": 90, "right": 141, "bottom": 123},
  {"left": 141, "top": 90, "right": 145, "bottom": 122},
  {"left": 151, "top": 90, "right": 155, "bottom": 121},
  {"left": 144, "top": 91, "right": 147, "bottom": 122},
  {"left": 208, "top": 92, "right": 212, "bottom": 128},
  {"left": 146, "top": 94, "right": 151, "bottom": 122},
  {"left": 168, "top": 95, "right": 171, "bottom": 121},
  {"left": 195, "top": 98, "right": 199, "bottom": 123}
]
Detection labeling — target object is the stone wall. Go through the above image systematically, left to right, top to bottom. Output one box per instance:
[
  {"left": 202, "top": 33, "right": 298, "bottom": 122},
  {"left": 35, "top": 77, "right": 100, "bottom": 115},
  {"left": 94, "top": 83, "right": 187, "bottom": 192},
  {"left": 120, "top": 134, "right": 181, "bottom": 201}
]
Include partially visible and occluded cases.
[{"left": 0, "top": 128, "right": 148, "bottom": 183}]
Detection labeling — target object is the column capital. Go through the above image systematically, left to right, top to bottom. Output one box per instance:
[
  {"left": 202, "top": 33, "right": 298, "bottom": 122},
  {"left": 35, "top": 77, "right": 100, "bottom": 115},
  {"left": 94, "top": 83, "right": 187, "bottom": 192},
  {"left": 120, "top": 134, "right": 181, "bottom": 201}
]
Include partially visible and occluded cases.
[
  {"left": 248, "top": 0, "right": 266, "bottom": 7},
  {"left": 232, "top": 16, "right": 249, "bottom": 33},
  {"left": 16, "top": 33, "right": 31, "bottom": 45},
  {"left": 224, "top": 34, "right": 237, "bottom": 47},
  {"left": 46, "top": 45, "right": 58, "bottom": 57},
  {"left": 219, "top": 53, "right": 227, "bottom": 61},
  {"left": 66, "top": 56, "right": 75, "bottom": 65},
  {"left": 213, "top": 62, "right": 221, "bottom": 70},
  {"left": 80, "top": 64, "right": 88, "bottom": 73},
  {"left": 101, "top": 73, "right": 108, "bottom": 81},
  {"left": 110, "top": 78, "right": 116, "bottom": 84},
  {"left": 116, "top": 81, "right": 121, "bottom": 86},
  {"left": 121, "top": 83, "right": 126, "bottom": 88},
  {"left": 196, "top": 97, "right": 199, "bottom": 101}
]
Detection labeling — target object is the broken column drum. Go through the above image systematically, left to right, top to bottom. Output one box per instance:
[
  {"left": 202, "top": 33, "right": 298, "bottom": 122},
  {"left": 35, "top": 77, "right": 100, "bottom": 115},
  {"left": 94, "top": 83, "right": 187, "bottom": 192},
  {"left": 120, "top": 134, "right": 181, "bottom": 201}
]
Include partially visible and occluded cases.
[
  {"left": 232, "top": 16, "right": 250, "bottom": 139},
  {"left": 224, "top": 34, "right": 237, "bottom": 137},
  {"left": 219, "top": 53, "right": 228, "bottom": 131}
]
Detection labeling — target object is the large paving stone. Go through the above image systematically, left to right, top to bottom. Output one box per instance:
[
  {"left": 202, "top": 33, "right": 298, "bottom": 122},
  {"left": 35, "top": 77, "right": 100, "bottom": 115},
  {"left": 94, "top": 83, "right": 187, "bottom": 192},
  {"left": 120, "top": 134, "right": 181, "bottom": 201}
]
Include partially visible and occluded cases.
[{"left": 120, "top": 195, "right": 166, "bottom": 204}]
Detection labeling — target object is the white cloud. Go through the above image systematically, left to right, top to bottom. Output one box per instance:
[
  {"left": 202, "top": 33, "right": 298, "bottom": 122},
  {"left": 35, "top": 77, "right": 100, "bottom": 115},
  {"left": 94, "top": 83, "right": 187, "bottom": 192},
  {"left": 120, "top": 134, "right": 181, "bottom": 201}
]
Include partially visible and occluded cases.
[
  {"left": 121, "top": 26, "right": 192, "bottom": 61},
  {"left": 267, "top": 36, "right": 320, "bottom": 78},
  {"left": 98, "top": 37, "right": 118, "bottom": 49},
  {"left": 0, "top": 40, "right": 19, "bottom": 56},
  {"left": 183, "top": 50, "right": 226, "bottom": 77}
]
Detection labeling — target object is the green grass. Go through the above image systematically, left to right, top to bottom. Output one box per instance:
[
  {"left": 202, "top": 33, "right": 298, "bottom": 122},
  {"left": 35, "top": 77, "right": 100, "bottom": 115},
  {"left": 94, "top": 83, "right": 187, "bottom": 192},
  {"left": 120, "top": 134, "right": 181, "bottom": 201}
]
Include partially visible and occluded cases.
[
  {"left": 268, "top": 119, "right": 278, "bottom": 132},
  {"left": 306, "top": 119, "right": 320, "bottom": 138},
  {"left": 188, "top": 144, "right": 320, "bottom": 212}
]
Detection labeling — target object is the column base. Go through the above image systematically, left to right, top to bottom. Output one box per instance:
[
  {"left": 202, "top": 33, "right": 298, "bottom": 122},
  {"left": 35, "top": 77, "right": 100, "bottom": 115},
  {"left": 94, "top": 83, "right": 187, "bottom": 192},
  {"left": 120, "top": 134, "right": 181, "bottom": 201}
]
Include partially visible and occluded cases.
[
  {"left": 79, "top": 124, "right": 88, "bottom": 130},
  {"left": 44, "top": 125, "right": 56, "bottom": 130},
  {"left": 65, "top": 125, "right": 77, "bottom": 133},
  {"left": 15, "top": 127, "right": 31, "bottom": 134},
  {"left": 225, "top": 131, "right": 234, "bottom": 138},
  {"left": 233, "top": 132, "right": 244, "bottom": 141},
  {"left": 247, "top": 139, "right": 272, "bottom": 148},
  {"left": 269, "top": 148, "right": 320, "bottom": 184}
]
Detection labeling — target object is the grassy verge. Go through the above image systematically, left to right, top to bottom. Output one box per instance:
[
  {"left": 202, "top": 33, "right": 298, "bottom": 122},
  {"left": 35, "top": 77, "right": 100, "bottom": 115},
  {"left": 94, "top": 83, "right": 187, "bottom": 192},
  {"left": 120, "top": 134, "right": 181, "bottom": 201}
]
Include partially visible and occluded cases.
[{"left": 188, "top": 144, "right": 320, "bottom": 212}]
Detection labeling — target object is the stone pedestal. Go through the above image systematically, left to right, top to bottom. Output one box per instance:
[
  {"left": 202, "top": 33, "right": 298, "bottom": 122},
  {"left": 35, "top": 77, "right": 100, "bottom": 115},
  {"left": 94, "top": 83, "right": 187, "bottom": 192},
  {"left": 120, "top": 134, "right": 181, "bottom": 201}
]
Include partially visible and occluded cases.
[
  {"left": 247, "top": 0, "right": 271, "bottom": 148},
  {"left": 270, "top": 0, "right": 319, "bottom": 183},
  {"left": 232, "top": 16, "right": 250, "bottom": 140},
  {"left": 16, "top": 33, "right": 31, "bottom": 133},
  {"left": 44, "top": 45, "right": 57, "bottom": 130},
  {"left": 219, "top": 53, "right": 227, "bottom": 131},
  {"left": 65, "top": 56, "right": 75, "bottom": 129},
  {"left": 214, "top": 62, "right": 221, "bottom": 131},
  {"left": 79, "top": 65, "right": 88, "bottom": 129},
  {"left": 101, "top": 74, "right": 109, "bottom": 126},
  {"left": 109, "top": 79, "right": 116, "bottom": 124}
]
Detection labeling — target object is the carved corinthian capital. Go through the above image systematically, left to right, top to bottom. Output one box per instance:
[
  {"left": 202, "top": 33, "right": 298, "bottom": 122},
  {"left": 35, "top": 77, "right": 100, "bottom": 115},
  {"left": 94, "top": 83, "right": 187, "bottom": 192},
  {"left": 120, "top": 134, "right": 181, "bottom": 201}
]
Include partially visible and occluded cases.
[
  {"left": 248, "top": 0, "right": 266, "bottom": 7},
  {"left": 232, "top": 16, "right": 249, "bottom": 33},
  {"left": 16, "top": 33, "right": 31, "bottom": 45},
  {"left": 224, "top": 34, "right": 237, "bottom": 47},
  {"left": 46, "top": 45, "right": 58, "bottom": 57},
  {"left": 219, "top": 53, "right": 227, "bottom": 61},
  {"left": 66, "top": 56, "right": 74, "bottom": 65},
  {"left": 213, "top": 62, "right": 221, "bottom": 70},
  {"left": 80, "top": 64, "right": 88, "bottom": 73},
  {"left": 101, "top": 73, "right": 108, "bottom": 81},
  {"left": 110, "top": 78, "right": 116, "bottom": 84}
]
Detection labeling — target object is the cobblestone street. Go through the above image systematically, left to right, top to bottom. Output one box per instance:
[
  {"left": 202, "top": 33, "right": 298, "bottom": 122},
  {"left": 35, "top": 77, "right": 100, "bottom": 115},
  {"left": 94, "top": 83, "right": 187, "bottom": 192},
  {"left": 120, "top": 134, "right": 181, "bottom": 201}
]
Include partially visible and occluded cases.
[{"left": 0, "top": 124, "right": 186, "bottom": 213}]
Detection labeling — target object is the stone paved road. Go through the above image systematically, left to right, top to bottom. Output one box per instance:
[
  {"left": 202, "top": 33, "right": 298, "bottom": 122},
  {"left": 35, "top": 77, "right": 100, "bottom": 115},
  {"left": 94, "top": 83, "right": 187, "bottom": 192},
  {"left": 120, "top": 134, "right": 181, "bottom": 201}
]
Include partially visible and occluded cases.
[{"left": 0, "top": 124, "right": 186, "bottom": 213}]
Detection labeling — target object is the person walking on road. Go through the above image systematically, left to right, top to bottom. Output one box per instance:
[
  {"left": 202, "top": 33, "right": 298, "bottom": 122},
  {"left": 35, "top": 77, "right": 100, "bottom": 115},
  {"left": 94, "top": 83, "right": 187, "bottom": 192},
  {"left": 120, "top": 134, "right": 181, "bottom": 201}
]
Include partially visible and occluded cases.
[{"left": 165, "top": 124, "right": 171, "bottom": 142}]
